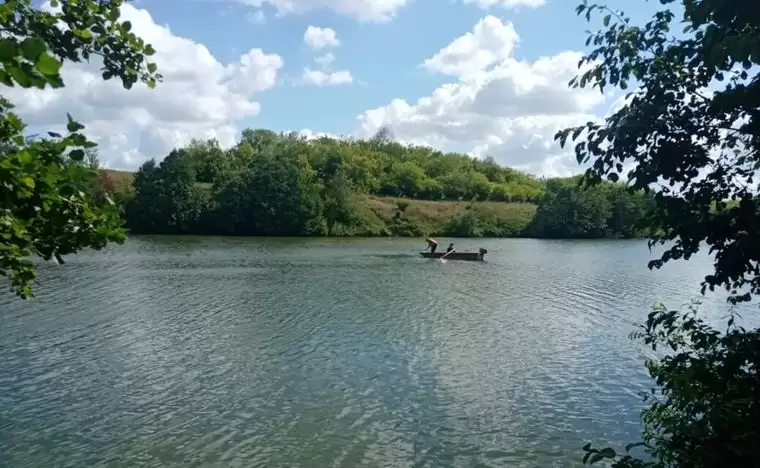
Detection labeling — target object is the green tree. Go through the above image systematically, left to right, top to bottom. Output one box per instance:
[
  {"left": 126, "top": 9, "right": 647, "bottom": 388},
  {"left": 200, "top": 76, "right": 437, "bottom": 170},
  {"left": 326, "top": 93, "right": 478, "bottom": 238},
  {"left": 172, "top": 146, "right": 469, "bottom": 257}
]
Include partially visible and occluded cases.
[
  {"left": 0, "top": 0, "right": 159, "bottom": 298},
  {"left": 556, "top": 0, "right": 760, "bottom": 465},
  {"left": 184, "top": 138, "right": 229, "bottom": 184},
  {"left": 213, "top": 144, "right": 325, "bottom": 236},
  {"left": 126, "top": 150, "right": 207, "bottom": 234},
  {"left": 380, "top": 161, "right": 429, "bottom": 198},
  {"left": 530, "top": 177, "right": 613, "bottom": 238}
]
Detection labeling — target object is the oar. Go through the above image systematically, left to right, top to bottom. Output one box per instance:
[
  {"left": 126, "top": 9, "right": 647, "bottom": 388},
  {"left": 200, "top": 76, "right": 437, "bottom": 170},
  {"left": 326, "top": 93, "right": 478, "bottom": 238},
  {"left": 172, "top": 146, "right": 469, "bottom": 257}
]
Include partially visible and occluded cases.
[{"left": 439, "top": 249, "right": 454, "bottom": 262}]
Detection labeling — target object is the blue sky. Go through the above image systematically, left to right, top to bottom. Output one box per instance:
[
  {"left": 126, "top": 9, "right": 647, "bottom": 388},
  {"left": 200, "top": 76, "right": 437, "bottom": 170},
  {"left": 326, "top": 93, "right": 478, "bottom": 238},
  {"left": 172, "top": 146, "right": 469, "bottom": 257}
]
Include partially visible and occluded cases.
[
  {"left": 12, "top": 0, "right": 672, "bottom": 175},
  {"left": 143, "top": 0, "right": 602, "bottom": 134}
]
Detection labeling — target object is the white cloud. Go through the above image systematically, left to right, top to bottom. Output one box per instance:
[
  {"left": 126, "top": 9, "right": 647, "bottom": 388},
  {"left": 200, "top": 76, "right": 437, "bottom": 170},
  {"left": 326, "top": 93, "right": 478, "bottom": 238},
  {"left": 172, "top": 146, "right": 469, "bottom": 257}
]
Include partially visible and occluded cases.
[
  {"left": 236, "top": 0, "right": 408, "bottom": 21},
  {"left": 461, "top": 0, "right": 546, "bottom": 8},
  {"left": 5, "top": 3, "right": 283, "bottom": 170},
  {"left": 245, "top": 10, "right": 266, "bottom": 23},
  {"left": 421, "top": 15, "right": 519, "bottom": 78},
  {"left": 354, "top": 16, "right": 606, "bottom": 177},
  {"left": 304, "top": 26, "right": 340, "bottom": 49},
  {"left": 302, "top": 49, "right": 353, "bottom": 87},
  {"left": 314, "top": 53, "right": 336, "bottom": 68},
  {"left": 302, "top": 68, "right": 354, "bottom": 86},
  {"left": 297, "top": 128, "right": 343, "bottom": 140}
]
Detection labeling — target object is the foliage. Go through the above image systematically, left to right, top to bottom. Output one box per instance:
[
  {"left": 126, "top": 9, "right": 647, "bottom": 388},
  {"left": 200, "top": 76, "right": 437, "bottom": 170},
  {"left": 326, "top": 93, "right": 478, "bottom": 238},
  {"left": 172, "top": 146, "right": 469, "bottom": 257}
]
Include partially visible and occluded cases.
[
  {"left": 0, "top": 0, "right": 160, "bottom": 298},
  {"left": 556, "top": 0, "right": 760, "bottom": 466},
  {"left": 556, "top": 0, "right": 760, "bottom": 304},
  {"left": 116, "top": 130, "right": 652, "bottom": 239},
  {"left": 212, "top": 143, "right": 326, "bottom": 236},
  {"left": 530, "top": 176, "right": 653, "bottom": 238},
  {"left": 580, "top": 302, "right": 760, "bottom": 468}
]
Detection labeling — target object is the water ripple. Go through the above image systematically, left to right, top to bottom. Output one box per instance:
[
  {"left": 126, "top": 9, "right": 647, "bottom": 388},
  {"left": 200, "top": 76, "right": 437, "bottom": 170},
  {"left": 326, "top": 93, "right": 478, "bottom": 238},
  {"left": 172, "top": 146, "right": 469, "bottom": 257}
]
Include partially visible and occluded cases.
[{"left": 0, "top": 237, "right": 755, "bottom": 467}]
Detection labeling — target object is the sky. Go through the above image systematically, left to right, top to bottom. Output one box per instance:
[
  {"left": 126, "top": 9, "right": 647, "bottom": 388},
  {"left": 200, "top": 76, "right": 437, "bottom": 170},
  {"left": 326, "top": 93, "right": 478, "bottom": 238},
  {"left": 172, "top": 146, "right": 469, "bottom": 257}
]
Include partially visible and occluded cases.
[{"left": 8, "top": 0, "right": 665, "bottom": 177}]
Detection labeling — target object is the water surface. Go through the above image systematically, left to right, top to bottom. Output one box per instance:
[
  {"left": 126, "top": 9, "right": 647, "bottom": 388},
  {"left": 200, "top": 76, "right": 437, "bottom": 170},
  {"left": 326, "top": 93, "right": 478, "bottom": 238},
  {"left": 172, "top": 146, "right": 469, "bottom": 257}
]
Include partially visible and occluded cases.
[{"left": 0, "top": 237, "right": 752, "bottom": 467}]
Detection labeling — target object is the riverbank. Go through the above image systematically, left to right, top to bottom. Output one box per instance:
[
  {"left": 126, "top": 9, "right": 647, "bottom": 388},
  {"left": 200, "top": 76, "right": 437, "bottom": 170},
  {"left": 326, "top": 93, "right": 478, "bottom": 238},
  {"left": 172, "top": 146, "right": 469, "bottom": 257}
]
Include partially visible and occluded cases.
[
  {"left": 99, "top": 167, "right": 650, "bottom": 239},
  {"left": 101, "top": 170, "right": 537, "bottom": 237}
]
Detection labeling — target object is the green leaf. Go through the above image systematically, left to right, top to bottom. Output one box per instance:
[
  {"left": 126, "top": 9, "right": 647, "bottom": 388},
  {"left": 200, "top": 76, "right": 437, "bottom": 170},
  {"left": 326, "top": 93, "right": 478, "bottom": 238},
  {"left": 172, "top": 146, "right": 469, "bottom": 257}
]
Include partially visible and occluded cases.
[
  {"left": 50, "top": 0, "right": 59, "bottom": 6},
  {"left": 107, "top": 7, "right": 120, "bottom": 22},
  {"left": 603, "top": 14, "right": 611, "bottom": 26},
  {"left": 122, "top": 20, "right": 132, "bottom": 32},
  {"left": 73, "top": 28, "right": 93, "bottom": 40},
  {"left": 20, "top": 37, "right": 46, "bottom": 61},
  {"left": 0, "top": 38, "right": 18, "bottom": 61},
  {"left": 144, "top": 44, "right": 156, "bottom": 56},
  {"left": 35, "top": 52, "right": 62, "bottom": 76},
  {"left": 147, "top": 62, "right": 157, "bottom": 73},
  {"left": 7, "top": 65, "right": 32, "bottom": 87},
  {"left": 0, "top": 70, "right": 14, "bottom": 86},
  {"left": 29, "top": 75, "right": 47, "bottom": 89},
  {"left": 47, "top": 75, "right": 65, "bottom": 88},
  {"left": 66, "top": 113, "right": 85, "bottom": 132},
  {"left": 48, "top": 132, "right": 62, "bottom": 138},
  {"left": 69, "top": 149, "right": 85, "bottom": 162},
  {"left": 16, "top": 151, "right": 32, "bottom": 165},
  {"left": 20, "top": 177, "right": 35, "bottom": 189},
  {"left": 624, "top": 442, "right": 646, "bottom": 452},
  {"left": 599, "top": 448, "right": 616, "bottom": 458}
]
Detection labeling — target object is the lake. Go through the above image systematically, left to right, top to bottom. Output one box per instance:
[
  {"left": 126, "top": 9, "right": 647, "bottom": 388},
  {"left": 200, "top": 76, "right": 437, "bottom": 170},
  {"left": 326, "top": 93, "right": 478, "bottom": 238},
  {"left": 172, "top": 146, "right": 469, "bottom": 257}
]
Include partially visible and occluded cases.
[{"left": 0, "top": 237, "right": 753, "bottom": 467}]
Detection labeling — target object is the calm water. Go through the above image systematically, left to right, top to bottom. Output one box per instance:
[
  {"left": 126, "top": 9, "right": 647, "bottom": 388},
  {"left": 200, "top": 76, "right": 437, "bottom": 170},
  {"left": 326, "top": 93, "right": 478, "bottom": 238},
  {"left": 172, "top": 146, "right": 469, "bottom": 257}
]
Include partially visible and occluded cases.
[{"left": 0, "top": 237, "right": 754, "bottom": 467}]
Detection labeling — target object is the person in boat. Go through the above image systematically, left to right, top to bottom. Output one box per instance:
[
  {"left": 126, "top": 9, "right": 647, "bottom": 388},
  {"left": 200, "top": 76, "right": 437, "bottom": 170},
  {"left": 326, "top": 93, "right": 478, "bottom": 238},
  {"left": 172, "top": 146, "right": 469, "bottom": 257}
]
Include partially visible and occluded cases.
[
  {"left": 424, "top": 238, "right": 438, "bottom": 253},
  {"left": 446, "top": 242, "right": 455, "bottom": 253}
]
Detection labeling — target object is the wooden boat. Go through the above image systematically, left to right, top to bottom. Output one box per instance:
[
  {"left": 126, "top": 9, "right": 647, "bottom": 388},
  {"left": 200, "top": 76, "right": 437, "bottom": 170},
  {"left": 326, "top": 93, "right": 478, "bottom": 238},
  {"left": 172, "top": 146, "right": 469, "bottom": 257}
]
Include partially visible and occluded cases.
[{"left": 419, "top": 248, "right": 487, "bottom": 261}]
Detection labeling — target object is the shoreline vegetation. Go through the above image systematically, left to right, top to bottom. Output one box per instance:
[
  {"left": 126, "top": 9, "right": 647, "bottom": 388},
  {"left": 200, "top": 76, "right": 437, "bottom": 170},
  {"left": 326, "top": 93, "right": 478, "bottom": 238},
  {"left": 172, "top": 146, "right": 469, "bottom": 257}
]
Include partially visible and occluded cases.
[{"left": 93, "top": 129, "right": 655, "bottom": 239}]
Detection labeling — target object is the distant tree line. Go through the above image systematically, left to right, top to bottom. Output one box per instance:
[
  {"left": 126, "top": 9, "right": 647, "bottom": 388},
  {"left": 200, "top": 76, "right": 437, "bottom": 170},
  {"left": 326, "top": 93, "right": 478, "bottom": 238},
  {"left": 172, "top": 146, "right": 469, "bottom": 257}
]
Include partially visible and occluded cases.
[{"left": 93, "top": 128, "right": 655, "bottom": 238}]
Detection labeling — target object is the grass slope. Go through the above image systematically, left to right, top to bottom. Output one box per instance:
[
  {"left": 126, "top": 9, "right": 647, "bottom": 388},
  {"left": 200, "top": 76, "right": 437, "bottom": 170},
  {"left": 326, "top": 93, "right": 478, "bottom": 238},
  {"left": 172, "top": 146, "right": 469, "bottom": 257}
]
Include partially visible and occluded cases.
[
  {"left": 100, "top": 170, "right": 538, "bottom": 237},
  {"left": 365, "top": 196, "right": 536, "bottom": 237}
]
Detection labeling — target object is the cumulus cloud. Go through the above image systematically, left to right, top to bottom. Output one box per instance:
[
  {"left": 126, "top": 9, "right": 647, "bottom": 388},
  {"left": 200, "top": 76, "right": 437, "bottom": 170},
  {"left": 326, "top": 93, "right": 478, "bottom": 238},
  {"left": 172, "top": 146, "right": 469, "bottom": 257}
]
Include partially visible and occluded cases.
[
  {"left": 236, "top": 0, "right": 408, "bottom": 21},
  {"left": 460, "top": 0, "right": 546, "bottom": 8},
  {"left": 5, "top": 3, "right": 283, "bottom": 170},
  {"left": 245, "top": 10, "right": 266, "bottom": 24},
  {"left": 421, "top": 15, "right": 519, "bottom": 77},
  {"left": 354, "top": 16, "right": 606, "bottom": 176},
  {"left": 304, "top": 26, "right": 340, "bottom": 49},
  {"left": 301, "top": 35, "right": 353, "bottom": 86},
  {"left": 314, "top": 53, "right": 336, "bottom": 68},
  {"left": 302, "top": 68, "right": 354, "bottom": 86},
  {"left": 297, "top": 128, "right": 343, "bottom": 140}
]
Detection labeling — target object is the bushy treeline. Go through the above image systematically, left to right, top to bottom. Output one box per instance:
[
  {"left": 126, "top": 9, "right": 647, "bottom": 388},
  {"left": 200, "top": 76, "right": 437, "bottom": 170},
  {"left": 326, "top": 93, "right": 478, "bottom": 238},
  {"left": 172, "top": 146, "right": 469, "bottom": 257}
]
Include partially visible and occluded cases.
[
  {"left": 95, "top": 128, "right": 655, "bottom": 238},
  {"left": 529, "top": 176, "right": 656, "bottom": 238}
]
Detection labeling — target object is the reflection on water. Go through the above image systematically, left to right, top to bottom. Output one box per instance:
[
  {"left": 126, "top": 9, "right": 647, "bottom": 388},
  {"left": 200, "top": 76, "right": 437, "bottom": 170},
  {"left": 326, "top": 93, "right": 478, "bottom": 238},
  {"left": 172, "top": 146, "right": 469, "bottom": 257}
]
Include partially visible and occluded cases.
[{"left": 0, "top": 237, "right": 752, "bottom": 467}]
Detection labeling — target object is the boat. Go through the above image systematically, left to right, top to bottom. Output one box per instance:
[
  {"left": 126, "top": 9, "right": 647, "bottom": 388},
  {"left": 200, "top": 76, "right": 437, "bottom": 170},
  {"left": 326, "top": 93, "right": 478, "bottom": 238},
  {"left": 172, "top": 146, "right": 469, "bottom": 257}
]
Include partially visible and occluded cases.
[{"left": 419, "top": 248, "right": 487, "bottom": 261}]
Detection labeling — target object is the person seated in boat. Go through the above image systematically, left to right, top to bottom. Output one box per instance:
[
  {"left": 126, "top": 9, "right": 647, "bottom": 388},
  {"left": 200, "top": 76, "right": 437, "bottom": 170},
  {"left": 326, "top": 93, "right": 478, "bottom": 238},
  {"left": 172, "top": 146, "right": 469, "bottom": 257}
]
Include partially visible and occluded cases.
[
  {"left": 424, "top": 238, "right": 438, "bottom": 253},
  {"left": 446, "top": 242, "right": 455, "bottom": 253}
]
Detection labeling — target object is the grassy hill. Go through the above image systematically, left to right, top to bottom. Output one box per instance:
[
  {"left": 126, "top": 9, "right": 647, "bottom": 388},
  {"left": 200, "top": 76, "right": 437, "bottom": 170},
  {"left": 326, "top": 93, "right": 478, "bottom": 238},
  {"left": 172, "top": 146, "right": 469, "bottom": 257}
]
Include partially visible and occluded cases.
[
  {"left": 100, "top": 169, "right": 538, "bottom": 237},
  {"left": 101, "top": 169, "right": 135, "bottom": 186},
  {"left": 363, "top": 196, "right": 536, "bottom": 237}
]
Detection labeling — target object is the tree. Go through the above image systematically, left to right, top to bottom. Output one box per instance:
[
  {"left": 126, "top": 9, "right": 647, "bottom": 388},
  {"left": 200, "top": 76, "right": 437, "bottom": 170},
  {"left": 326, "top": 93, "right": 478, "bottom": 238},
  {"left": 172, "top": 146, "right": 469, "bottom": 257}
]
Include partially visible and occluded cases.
[
  {"left": 1, "top": 0, "right": 160, "bottom": 298},
  {"left": 556, "top": 0, "right": 760, "bottom": 465},
  {"left": 369, "top": 125, "right": 394, "bottom": 145},
  {"left": 183, "top": 138, "right": 229, "bottom": 184},
  {"left": 212, "top": 144, "right": 325, "bottom": 236},
  {"left": 125, "top": 150, "right": 209, "bottom": 234},
  {"left": 530, "top": 177, "right": 613, "bottom": 238}
]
